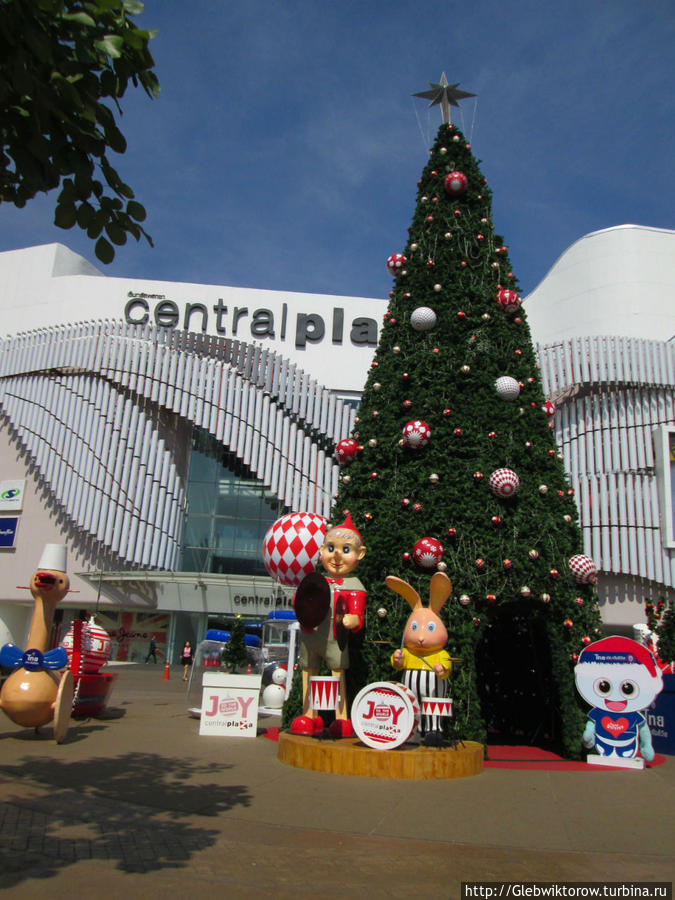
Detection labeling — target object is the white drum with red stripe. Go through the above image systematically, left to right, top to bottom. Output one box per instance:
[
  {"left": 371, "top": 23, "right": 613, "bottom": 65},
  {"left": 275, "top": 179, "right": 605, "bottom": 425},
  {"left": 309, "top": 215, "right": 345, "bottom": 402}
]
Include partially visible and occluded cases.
[
  {"left": 309, "top": 675, "right": 341, "bottom": 711},
  {"left": 421, "top": 696, "right": 453, "bottom": 718}
]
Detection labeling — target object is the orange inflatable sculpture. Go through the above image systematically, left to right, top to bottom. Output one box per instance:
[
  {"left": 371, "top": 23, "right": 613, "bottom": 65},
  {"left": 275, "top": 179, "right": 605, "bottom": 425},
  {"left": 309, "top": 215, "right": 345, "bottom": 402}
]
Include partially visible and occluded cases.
[{"left": 0, "top": 544, "right": 74, "bottom": 742}]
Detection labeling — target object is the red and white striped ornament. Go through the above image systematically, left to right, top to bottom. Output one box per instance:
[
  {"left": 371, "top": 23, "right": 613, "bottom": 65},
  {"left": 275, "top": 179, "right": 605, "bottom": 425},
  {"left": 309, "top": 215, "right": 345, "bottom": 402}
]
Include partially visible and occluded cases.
[
  {"left": 495, "top": 288, "right": 522, "bottom": 313},
  {"left": 488, "top": 468, "right": 520, "bottom": 498},
  {"left": 568, "top": 554, "right": 597, "bottom": 584}
]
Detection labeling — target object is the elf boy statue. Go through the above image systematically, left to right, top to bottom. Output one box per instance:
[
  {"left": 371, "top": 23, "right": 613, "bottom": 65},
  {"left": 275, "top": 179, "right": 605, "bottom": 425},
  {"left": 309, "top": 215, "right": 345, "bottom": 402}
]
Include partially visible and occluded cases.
[{"left": 291, "top": 513, "right": 366, "bottom": 738}]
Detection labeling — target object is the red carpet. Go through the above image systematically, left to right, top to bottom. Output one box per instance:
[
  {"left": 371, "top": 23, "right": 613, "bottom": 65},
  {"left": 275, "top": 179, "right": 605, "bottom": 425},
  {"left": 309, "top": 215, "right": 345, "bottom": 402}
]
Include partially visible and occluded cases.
[
  {"left": 263, "top": 728, "right": 666, "bottom": 770},
  {"left": 484, "top": 745, "right": 666, "bottom": 771}
]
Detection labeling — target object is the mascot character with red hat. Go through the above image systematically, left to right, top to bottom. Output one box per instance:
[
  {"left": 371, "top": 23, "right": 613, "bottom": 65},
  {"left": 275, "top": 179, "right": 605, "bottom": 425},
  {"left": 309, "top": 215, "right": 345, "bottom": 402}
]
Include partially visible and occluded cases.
[
  {"left": 291, "top": 513, "right": 366, "bottom": 738},
  {"left": 574, "top": 636, "right": 664, "bottom": 764}
]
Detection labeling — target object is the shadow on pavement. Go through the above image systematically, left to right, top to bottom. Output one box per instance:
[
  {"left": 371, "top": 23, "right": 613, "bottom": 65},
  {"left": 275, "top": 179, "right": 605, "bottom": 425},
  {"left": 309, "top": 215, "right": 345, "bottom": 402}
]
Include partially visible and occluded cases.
[{"left": 0, "top": 752, "right": 252, "bottom": 887}]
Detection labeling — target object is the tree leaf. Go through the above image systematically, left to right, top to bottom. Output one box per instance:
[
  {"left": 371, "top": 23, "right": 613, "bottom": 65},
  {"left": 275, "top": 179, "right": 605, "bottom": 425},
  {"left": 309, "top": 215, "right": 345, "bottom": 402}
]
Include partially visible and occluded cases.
[
  {"left": 62, "top": 12, "right": 97, "bottom": 27},
  {"left": 95, "top": 35, "right": 125, "bottom": 59},
  {"left": 126, "top": 200, "right": 146, "bottom": 222},
  {"left": 54, "top": 201, "right": 77, "bottom": 229},
  {"left": 105, "top": 219, "right": 127, "bottom": 246},
  {"left": 95, "top": 236, "right": 115, "bottom": 264}
]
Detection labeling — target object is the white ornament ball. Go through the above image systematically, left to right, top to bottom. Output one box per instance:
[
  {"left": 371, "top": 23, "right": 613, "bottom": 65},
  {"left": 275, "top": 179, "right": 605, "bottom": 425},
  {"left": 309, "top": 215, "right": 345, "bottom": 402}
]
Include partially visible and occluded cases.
[
  {"left": 410, "top": 307, "right": 437, "bottom": 332},
  {"left": 495, "top": 376, "right": 521, "bottom": 401},
  {"left": 488, "top": 468, "right": 520, "bottom": 498},
  {"left": 429, "top": 473, "right": 439, "bottom": 483},
  {"left": 539, "top": 484, "right": 548, "bottom": 495},
  {"left": 569, "top": 554, "right": 597, "bottom": 584},
  {"left": 459, "top": 594, "right": 471, "bottom": 606},
  {"left": 377, "top": 607, "right": 387, "bottom": 619},
  {"left": 262, "top": 683, "right": 286, "bottom": 709}
]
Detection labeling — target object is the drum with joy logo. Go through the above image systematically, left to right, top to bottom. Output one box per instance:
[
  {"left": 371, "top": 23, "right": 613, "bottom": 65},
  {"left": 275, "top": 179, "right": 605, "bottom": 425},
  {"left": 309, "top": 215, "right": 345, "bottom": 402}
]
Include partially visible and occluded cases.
[
  {"left": 309, "top": 675, "right": 341, "bottom": 711},
  {"left": 350, "top": 681, "right": 420, "bottom": 750},
  {"left": 421, "top": 696, "right": 453, "bottom": 719}
]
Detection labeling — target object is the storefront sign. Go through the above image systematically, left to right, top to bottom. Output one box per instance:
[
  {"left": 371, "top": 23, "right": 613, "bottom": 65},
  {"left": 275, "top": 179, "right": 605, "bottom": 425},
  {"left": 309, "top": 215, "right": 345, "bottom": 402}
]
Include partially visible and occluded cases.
[
  {"left": 124, "top": 294, "right": 378, "bottom": 350},
  {"left": 0, "top": 480, "right": 25, "bottom": 512},
  {"left": 0, "top": 517, "right": 19, "bottom": 549},
  {"left": 199, "top": 672, "right": 262, "bottom": 738}
]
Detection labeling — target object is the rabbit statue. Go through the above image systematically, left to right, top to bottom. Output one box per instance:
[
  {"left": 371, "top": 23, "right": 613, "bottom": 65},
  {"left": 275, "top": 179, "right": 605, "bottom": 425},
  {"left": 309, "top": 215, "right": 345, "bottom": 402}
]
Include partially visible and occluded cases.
[{"left": 387, "top": 571, "right": 453, "bottom": 747}]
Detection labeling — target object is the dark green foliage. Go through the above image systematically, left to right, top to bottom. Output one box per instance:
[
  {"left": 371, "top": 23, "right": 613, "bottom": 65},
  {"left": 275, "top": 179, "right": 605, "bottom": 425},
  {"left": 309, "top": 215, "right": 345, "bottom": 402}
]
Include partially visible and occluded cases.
[
  {"left": 0, "top": 0, "right": 158, "bottom": 262},
  {"left": 332, "top": 123, "right": 604, "bottom": 757},
  {"left": 649, "top": 598, "right": 675, "bottom": 664},
  {"left": 221, "top": 616, "right": 248, "bottom": 672}
]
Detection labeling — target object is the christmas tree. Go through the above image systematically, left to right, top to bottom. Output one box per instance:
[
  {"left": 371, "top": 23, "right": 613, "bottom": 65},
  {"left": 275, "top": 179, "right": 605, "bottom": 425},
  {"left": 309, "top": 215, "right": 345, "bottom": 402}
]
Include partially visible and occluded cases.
[
  {"left": 334, "top": 77, "right": 604, "bottom": 758},
  {"left": 221, "top": 615, "right": 248, "bottom": 673}
]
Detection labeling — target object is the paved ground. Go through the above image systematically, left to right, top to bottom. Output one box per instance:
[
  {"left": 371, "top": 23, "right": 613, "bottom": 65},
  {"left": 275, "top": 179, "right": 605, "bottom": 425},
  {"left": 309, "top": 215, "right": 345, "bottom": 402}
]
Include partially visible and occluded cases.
[{"left": 0, "top": 664, "right": 672, "bottom": 899}]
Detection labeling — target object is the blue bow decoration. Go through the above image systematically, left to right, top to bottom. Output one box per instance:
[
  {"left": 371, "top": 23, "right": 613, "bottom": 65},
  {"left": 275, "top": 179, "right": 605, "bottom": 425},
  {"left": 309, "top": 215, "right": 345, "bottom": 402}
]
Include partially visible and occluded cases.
[{"left": 0, "top": 643, "right": 68, "bottom": 671}]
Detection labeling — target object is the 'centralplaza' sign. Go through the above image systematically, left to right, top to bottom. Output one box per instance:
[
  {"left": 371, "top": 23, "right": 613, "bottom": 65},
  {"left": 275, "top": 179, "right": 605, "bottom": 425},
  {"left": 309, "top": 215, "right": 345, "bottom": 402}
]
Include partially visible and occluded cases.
[{"left": 124, "top": 293, "right": 379, "bottom": 350}]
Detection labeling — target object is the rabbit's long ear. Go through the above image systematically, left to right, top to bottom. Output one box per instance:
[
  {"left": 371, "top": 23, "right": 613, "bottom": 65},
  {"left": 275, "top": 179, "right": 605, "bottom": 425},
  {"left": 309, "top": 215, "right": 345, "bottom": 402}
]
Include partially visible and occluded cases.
[
  {"left": 429, "top": 571, "right": 452, "bottom": 614},
  {"left": 385, "top": 575, "right": 421, "bottom": 610}
]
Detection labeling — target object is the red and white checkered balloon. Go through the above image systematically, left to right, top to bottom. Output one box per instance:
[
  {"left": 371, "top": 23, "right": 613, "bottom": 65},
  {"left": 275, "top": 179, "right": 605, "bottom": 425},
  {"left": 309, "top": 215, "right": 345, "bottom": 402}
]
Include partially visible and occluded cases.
[
  {"left": 386, "top": 253, "right": 406, "bottom": 275},
  {"left": 402, "top": 420, "right": 431, "bottom": 449},
  {"left": 489, "top": 468, "right": 520, "bottom": 498},
  {"left": 262, "top": 512, "right": 327, "bottom": 586},
  {"left": 413, "top": 537, "right": 444, "bottom": 568},
  {"left": 568, "top": 554, "right": 596, "bottom": 584}
]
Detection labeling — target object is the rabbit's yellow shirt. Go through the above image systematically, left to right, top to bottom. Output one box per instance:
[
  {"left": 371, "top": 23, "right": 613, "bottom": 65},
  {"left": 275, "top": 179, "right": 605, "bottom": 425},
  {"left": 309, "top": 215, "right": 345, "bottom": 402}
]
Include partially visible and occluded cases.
[{"left": 391, "top": 648, "right": 452, "bottom": 678}]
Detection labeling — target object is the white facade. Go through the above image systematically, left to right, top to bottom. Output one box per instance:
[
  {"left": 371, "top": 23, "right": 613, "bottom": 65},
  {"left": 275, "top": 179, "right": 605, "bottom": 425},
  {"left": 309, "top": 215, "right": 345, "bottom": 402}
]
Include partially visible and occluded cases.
[
  {"left": 0, "top": 226, "right": 673, "bottom": 650},
  {"left": 526, "top": 226, "right": 675, "bottom": 629}
]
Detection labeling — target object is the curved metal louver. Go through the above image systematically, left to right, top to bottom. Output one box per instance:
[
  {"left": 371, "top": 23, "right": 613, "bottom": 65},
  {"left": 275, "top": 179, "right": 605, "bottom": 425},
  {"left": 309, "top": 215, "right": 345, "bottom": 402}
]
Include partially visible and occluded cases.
[
  {"left": 0, "top": 321, "right": 356, "bottom": 569},
  {"left": 537, "top": 336, "right": 675, "bottom": 590}
]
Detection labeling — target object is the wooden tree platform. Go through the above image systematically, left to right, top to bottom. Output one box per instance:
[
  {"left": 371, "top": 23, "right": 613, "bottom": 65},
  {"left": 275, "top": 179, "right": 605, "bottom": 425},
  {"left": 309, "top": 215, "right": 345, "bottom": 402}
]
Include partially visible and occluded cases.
[{"left": 277, "top": 732, "right": 484, "bottom": 779}]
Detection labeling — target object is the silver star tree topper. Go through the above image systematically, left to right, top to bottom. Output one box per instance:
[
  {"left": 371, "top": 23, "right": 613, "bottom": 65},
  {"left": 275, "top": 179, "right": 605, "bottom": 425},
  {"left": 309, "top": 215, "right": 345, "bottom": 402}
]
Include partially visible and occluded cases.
[{"left": 413, "top": 73, "right": 476, "bottom": 124}]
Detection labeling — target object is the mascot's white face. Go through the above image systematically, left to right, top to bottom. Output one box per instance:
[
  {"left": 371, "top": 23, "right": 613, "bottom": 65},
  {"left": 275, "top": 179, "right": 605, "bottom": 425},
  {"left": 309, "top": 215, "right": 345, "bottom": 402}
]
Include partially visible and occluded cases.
[{"left": 575, "top": 662, "right": 663, "bottom": 713}]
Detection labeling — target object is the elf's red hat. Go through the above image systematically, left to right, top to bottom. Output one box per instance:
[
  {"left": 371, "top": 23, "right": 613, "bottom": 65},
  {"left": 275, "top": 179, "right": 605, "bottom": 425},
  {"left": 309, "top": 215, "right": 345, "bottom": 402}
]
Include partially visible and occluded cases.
[{"left": 331, "top": 511, "right": 363, "bottom": 544}]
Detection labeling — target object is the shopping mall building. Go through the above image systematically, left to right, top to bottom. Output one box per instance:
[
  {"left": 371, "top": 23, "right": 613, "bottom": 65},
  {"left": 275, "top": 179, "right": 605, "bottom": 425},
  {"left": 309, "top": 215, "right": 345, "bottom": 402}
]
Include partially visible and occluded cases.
[{"left": 1, "top": 225, "right": 673, "bottom": 661}]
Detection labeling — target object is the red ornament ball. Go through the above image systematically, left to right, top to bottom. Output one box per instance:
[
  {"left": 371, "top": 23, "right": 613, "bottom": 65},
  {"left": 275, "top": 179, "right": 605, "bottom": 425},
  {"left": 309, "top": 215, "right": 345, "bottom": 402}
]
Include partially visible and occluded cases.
[
  {"left": 444, "top": 171, "right": 468, "bottom": 196},
  {"left": 386, "top": 253, "right": 406, "bottom": 275},
  {"left": 495, "top": 288, "right": 522, "bottom": 313},
  {"left": 542, "top": 400, "right": 556, "bottom": 417},
  {"left": 402, "top": 419, "right": 431, "bottom": 449},
  {"left": 336, "top": 438, "right": 359, "bottom": 466},
  {"left": 488, "top": 468, "right": 520, "bottom": 499},
  {"left": 413, "top": 537, "right": 444, "bottom": 569},
  {"left": 569, "top": 554, "right": 597, "bottom": 584}
]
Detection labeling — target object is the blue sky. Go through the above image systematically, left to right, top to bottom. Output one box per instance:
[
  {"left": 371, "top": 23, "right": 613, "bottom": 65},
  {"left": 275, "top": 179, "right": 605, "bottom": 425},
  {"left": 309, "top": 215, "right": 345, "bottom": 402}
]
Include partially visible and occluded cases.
[{"left": 1, "top": 0, "right": 673, "bottom": 299}]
